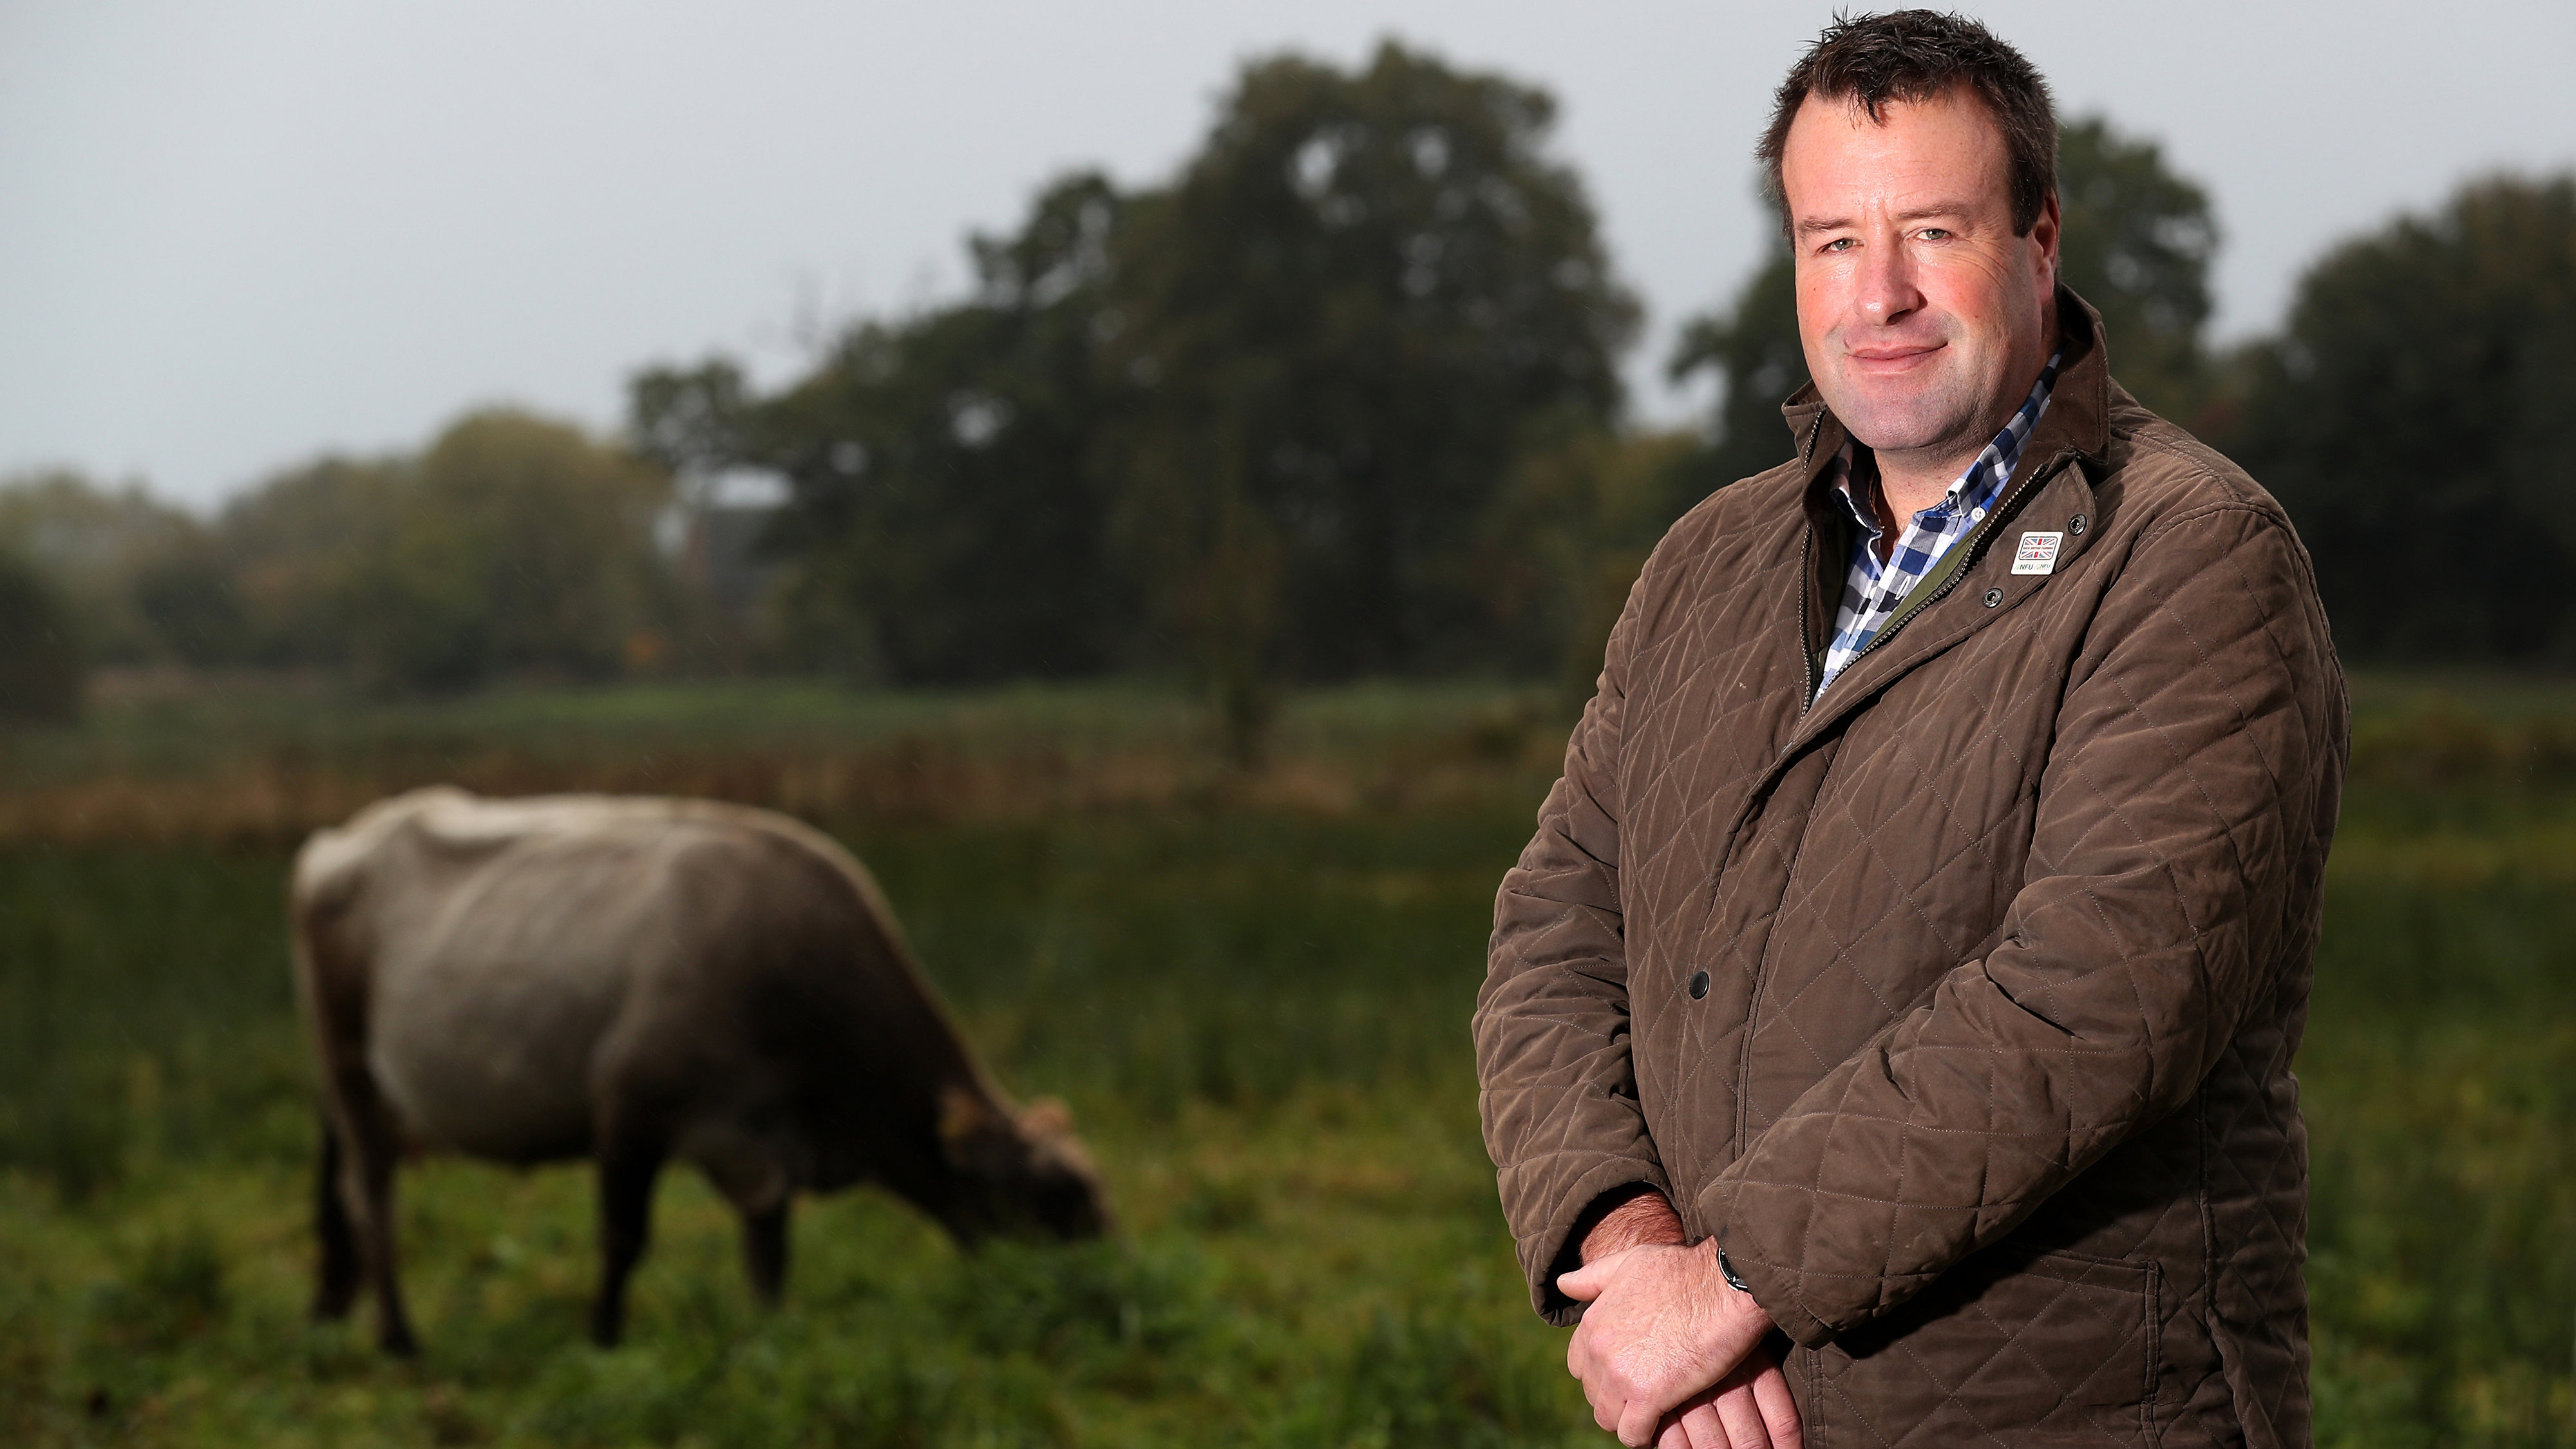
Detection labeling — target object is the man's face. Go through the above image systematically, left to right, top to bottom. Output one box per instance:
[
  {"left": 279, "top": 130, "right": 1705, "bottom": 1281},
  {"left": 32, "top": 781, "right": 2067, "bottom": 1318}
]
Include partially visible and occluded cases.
[{"left": 1780, "top": 86, "right": 2058, "bottom": 469}]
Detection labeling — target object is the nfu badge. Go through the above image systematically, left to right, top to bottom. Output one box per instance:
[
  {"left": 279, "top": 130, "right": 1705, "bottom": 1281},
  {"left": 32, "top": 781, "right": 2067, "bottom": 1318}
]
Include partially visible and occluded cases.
[{"left": 2011, "top": 531, "right": 2064, "bottom": 576}]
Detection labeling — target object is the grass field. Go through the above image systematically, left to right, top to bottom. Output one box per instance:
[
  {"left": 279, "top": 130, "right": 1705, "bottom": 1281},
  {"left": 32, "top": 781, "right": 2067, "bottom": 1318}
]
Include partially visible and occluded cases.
[{"left": 1, "top": 674, "right": 2571, "bottom": 1446}]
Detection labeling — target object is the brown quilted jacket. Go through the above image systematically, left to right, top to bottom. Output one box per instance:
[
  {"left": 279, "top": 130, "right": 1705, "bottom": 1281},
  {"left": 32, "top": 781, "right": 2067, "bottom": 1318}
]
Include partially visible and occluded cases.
[{"left": 1476, "top": 292, "right": 2345, "bottom": 1448}]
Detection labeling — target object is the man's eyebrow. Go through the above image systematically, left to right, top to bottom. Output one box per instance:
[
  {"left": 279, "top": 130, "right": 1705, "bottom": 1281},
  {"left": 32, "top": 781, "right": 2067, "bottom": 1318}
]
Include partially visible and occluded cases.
[
  {"left": 1794, "top": 200, "right": 1982, "bottom": 239},
  {"left": 1889, "top": 200, "right": 1978, "bottom": 223}
]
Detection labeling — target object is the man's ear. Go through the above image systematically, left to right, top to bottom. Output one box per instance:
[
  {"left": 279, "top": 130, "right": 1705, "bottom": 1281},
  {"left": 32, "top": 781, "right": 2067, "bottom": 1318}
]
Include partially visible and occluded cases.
[{"left": 2031, "top": 188, "right": 2063, "bottom": 288}]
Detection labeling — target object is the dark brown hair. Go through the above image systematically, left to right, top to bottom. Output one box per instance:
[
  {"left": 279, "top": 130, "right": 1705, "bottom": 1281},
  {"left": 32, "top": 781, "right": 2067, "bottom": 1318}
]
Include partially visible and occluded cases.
[{"left": 1757, "top": 10, "right": 2058, "bottom": 236}]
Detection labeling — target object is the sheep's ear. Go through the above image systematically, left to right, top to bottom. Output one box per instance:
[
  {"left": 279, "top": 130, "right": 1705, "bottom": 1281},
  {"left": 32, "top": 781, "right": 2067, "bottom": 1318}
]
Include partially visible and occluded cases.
[
  {"left": 938, "top": 1085, "right": 1009, "bottom": 1163},
  {"left": 1019, "top": 1096, "right": 1075, "bottom": 1138}
]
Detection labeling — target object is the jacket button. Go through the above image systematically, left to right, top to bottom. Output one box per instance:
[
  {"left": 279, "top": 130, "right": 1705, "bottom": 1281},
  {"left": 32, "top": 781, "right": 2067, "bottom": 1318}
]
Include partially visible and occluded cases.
[
  {"left": 2069, "top": 513, "right": 2088, "bottom": 535},
  {"left": 1982, "top": 588, "right": 2004, "bottom": 607},
  {"left": 1688, "top": 971, "right": 1710, "bottom": 999}
]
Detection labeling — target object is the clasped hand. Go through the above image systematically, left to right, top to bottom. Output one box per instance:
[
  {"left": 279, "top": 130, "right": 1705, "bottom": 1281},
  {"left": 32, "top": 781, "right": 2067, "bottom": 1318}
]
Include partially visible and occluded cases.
[{"left": 1558, "top": 1240, "right": 1801, "bottom": 1449}]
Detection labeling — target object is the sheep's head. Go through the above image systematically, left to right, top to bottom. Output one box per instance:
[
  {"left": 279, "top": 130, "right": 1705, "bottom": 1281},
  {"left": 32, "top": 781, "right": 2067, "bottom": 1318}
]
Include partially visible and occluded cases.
[{"left": 938, "top": 1087, "right": 1110, "bottom": 1242}]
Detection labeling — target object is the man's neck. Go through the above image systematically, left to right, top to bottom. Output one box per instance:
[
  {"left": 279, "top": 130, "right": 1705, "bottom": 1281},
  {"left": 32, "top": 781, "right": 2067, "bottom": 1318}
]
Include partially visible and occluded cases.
[{"left": 1871, "top": 438, "right": 1993, "bottom": 523}]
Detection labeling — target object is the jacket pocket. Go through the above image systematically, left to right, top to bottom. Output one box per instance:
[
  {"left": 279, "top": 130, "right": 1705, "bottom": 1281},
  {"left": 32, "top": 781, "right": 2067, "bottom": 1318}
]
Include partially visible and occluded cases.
[{"left": 1803, "top": 1245, "right": 2161, "bottom": 1449}]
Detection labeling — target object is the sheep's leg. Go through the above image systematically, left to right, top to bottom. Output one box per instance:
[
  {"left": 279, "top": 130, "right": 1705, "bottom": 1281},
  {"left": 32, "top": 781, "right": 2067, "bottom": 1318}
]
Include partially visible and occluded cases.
[
  {"left": 298, "top": 920, "right": 414, "bottom": 1354},
  {"left": 340, "top": 1088, "right": 419, "bottom": 1356},
  {"left": 312, "top": 1111, "right": 361, "bottom": 1320},
  {"left": 591, "top": 1130, "right": 668, "bottom": 1347},
  {"left": 741, "top": 1199, "right": 790, "bottom": 1307}
]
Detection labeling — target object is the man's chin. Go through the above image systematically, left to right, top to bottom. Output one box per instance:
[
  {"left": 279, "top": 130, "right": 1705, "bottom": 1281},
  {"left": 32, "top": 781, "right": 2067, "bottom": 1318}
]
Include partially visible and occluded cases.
[{"left": 1831, "top": 405, "right": 1971, "bottom": 457}]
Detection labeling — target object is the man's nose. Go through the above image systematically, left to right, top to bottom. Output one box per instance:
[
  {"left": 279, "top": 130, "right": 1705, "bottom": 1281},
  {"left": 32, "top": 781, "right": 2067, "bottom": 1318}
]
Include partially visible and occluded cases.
[{"left": 1856, "top": 241, "right": 1922, "bottom": 327}]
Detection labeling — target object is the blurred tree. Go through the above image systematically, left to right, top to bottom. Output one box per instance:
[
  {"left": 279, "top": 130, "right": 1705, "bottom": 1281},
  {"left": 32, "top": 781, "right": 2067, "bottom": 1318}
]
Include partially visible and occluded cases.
[
  {"left": 1108, "top": 41, "right": 1637, "bottom": 753},
  {"left": 638, "top": 44, "right": 1639, "bottom": 759},
  {"left": 1671, "top": 114, "right": 2219, "bottom": 495},
  {"left": 2053, "top": 117, "right": 2218, "bottom": 420},
  {"left": 682, "top": 173, "right": 1141, "bottom": 685},
  {"left": 2223, "top": 173, "right": 2576, "bottom": 659},
  {"left": 1667, "top": 238, "right": 1802, "bottom": 504},
  {"left": 629, "top": 357, "right": 755, "bottom": 487},
  {"left": 336, "top": 410, "right": 676, "bottom": 691},
  {"left": 1479, "top": 426, "right": 1702, "bottom": 700},
  {"left": 207, "top": 456, "right": 410, "bottom": 668},
  {"left": 0, "top": 471, "right": 204, "bottom": 665},
  {"left": 0, "top": 545, "right": 82, "bottom": 722},
  {"left": 132, "top": 545, "right": 252, "bottom": 667}
]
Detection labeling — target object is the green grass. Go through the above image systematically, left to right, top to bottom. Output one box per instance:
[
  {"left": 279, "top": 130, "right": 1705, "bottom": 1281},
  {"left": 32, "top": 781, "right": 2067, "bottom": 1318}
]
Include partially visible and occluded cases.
[
  {"left": 0, "top": 675, "right": 2571, "bottom": 1446},
  {"left": 0, "top": 799, "right": 1598, "bottom": 1448},
  {"left": 2301, "top": 873, "right": 2576, "bottom": 1447}
]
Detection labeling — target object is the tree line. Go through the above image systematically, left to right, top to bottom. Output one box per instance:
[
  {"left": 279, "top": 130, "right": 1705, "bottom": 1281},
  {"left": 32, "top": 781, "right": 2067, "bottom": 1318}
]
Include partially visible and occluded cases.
[
  {"left": 6, "top": 41, "right": 2572, "bottom": 732},
  {"left": 0, "top": 412, "right": 676, "bottom": 712}
]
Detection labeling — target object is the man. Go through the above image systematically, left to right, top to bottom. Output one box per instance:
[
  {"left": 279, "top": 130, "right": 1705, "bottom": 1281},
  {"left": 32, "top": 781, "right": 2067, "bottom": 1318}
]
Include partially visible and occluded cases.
[{"left": 1475, "top": 12, "right": 2344, "bottom": 1449}]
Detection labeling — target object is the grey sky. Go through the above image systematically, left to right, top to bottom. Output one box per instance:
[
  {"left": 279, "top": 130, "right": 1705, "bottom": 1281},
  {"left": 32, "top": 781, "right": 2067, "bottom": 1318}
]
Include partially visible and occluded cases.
[{"left": 5, "top": 1, "right": 2572, "bottom": 509}]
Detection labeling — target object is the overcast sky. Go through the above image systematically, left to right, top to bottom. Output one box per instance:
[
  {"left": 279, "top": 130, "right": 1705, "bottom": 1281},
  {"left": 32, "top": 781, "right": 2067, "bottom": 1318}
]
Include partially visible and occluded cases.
[{"left": 6, "top": 0, "right": 2573, "bottom": 509}]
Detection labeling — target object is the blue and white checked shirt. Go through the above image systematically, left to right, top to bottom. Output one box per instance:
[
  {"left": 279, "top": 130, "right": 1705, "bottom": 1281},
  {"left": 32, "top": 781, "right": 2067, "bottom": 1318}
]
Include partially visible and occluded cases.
[{"left": 1815, "top": 352, "right": 2062, "bottom": 696}]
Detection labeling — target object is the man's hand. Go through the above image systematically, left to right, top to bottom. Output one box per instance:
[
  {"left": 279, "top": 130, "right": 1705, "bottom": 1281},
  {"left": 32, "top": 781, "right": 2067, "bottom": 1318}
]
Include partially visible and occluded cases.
[
  {"left": 1558, "top": 1239, "right": 1782, "bottom": 1448},
  {"left": 1651, "top": 1349, "right": 1802, "bottom": 1449}
]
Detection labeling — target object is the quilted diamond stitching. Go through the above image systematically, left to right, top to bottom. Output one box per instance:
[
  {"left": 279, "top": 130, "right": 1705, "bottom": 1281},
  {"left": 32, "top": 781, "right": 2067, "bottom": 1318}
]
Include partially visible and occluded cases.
[{"left": 1479, "top": 405, "right": 2336, "bottom": 1443}]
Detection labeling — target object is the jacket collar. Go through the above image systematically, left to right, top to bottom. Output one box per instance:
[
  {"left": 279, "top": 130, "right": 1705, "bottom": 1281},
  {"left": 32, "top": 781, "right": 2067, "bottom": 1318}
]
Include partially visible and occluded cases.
[
  {"left": 1778, "top": 283, "right": 2114, "bottom": 480},
  {"left": 1768, "top": 287, "right": 2115, "bottom": 754}
]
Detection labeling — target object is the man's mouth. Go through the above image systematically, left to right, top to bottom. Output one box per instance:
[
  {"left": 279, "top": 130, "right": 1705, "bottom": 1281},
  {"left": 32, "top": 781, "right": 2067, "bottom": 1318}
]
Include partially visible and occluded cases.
[{"left": 1846, "top": 343, "right": 1944, "bottom": 372}]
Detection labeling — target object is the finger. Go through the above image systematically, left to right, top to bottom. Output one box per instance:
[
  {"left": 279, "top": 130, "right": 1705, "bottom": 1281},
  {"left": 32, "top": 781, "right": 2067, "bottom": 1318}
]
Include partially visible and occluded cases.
[
  {"left": 1557, "top": 1260, "right": 1607, "bottom": 1302},
  {"left": 1752, "top": 1363, "right": 1804, "bottom": 1449},
  {"left": 1577, "top": 1368, "right": 1618, "bottom": 1435},
  {"left": 1712, "top": 1381, "right": 1771, "bottom": 1449},
  {"left": 1677, "top": 1396, "right": 1730, "bottom": 1449},
  {"left": 1618, "top": 1397, "right": 1663, "bottom": 1448},
  {"left": 1656, "top": 1412, "right": 1694, "bottom": 1449}
]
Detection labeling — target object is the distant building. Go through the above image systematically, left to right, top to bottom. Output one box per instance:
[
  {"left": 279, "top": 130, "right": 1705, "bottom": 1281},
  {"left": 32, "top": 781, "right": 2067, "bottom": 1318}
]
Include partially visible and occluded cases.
[{"left": 663, "top": 468, "right": 790, "bottom": 651}]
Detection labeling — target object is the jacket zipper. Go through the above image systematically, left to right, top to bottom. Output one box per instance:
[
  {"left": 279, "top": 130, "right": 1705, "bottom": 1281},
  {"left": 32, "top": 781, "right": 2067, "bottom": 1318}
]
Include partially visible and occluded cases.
[
  {"left": 1792, "top": 409, "right": 1829, "bottom": 716},
  {"left": 1795, "top": 528, "right": 1820, "bottom": 714}
]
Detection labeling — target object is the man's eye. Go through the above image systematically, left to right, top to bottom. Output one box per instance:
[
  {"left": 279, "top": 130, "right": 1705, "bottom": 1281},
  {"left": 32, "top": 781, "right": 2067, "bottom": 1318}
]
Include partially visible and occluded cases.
[
  {"left": 1917, "top": 227, "right": 1952, "bottom": 241},
  {"left": 1821, "top": 238, "right": 1855, "bottom": 253}
]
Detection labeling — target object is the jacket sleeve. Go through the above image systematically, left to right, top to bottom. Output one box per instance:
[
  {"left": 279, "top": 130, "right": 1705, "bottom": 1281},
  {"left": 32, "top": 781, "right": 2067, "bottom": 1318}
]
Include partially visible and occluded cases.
[
  {"left": 1700, "top": 502, "right": 2344, "bottom": 1348},
  {"left": 1475, "top": 573, "right": 1671, "bottom": 1326}
]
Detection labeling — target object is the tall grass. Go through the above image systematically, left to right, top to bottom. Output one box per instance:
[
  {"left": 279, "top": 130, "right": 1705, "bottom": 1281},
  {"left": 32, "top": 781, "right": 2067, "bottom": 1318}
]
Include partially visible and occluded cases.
[
  {"left": 0, "top": 676, "right": 2570, "bottom": 1445},
  {"left": 0, "top": 795, "right": 1597, "bottom": 1447},
  {"left": 874, "top": 810, "right": 1513, "bottom": 1117},
  {"left": 0, "top": 847, "right": 305, "bottom": 1200},
  {"left": 2302, "top": 867, "right": 2576, "bottom": 1447}
]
